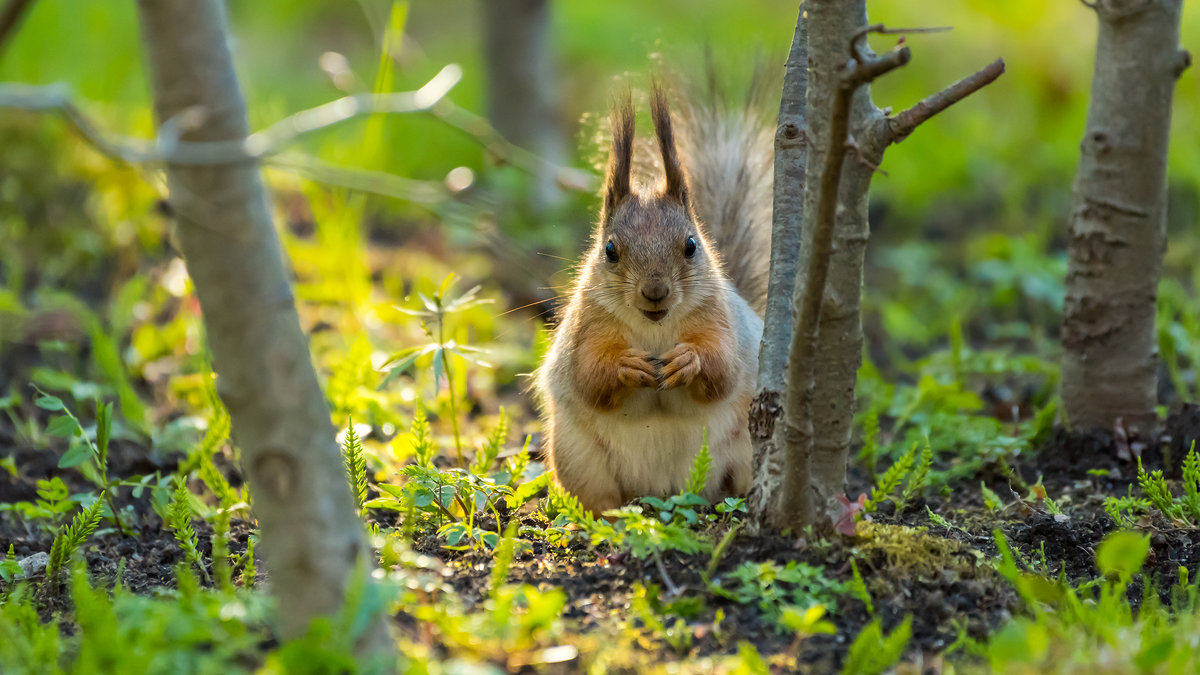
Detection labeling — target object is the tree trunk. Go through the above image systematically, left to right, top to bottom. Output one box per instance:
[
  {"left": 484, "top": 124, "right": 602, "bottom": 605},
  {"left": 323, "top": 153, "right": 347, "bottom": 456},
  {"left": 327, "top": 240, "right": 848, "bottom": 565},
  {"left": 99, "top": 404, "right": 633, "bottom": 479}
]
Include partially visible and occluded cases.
[
  {"left": 134, "top": 0, "right": 389, "bottom": 652},
  {"left": 481, "top": 0, "right": 566, "bottom": 210},
  {"left": 751, "top": 0, "right": 1003, "bottom": 530},
  {"left": 799, "top": 0, "right": 887, "bottom": 521},
  {"left": 1060, "top": 0, "right": 1188, "bottom": 435},
  {"left": 748, "top": 8, "right": 809, "bottom": 530}
]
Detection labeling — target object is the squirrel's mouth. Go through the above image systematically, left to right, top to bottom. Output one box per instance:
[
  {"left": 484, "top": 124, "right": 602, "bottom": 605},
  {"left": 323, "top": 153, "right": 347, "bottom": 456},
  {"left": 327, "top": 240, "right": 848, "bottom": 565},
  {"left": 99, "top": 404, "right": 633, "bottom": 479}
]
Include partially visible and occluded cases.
[{"left": 641, "top": 309, "right": 669, "bottom": 322}]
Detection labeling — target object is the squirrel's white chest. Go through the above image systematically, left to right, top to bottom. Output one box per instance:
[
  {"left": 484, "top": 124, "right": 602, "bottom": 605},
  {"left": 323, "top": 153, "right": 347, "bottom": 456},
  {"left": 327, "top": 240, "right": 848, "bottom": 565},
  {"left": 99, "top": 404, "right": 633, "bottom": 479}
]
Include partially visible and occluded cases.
[{"left": 594, "top": 391, "right": 742, "bottom": 495}]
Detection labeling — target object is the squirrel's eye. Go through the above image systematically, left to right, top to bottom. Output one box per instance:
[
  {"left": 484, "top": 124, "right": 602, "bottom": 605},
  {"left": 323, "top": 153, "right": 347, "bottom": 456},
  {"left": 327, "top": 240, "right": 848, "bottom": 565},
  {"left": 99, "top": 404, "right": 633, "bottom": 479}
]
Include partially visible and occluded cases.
[
  {"left": 684, "top": 236, "right": 697, "bottom": 258},
  {"left": 605, "top": 240, "right": 619, "bottom": 263}
]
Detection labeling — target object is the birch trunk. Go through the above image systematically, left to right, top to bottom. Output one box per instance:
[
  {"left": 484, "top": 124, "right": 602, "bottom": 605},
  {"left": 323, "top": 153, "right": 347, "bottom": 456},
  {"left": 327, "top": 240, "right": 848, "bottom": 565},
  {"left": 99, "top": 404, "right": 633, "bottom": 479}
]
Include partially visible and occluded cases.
[
  {"left": 135, "top": 0, "right": 389, "bottom": 651},
  {"left": 481, "top": 0, "right": 566, "bottom": 210},
  {"left": 1061, "top": 0, "right": 1188, "bottom": 435}
]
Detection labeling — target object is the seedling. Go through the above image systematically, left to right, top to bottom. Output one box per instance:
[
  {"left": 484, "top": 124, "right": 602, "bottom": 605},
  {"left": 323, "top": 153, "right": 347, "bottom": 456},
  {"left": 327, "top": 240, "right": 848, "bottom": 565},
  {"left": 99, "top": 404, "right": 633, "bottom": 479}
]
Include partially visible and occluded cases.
[
  {"left": 35, "top": 388, "right": 129, "bottom": 535},
  {"left": 46, "top": 494, "right": 105, "bottom": 585}
]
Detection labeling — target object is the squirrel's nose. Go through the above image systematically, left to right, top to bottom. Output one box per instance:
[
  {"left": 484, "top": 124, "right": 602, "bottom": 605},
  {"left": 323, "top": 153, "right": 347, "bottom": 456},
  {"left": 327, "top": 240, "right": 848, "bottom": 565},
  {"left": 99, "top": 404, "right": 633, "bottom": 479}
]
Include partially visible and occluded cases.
[{"left": 641, "top": 280, "right": 670, "bottom": 303}]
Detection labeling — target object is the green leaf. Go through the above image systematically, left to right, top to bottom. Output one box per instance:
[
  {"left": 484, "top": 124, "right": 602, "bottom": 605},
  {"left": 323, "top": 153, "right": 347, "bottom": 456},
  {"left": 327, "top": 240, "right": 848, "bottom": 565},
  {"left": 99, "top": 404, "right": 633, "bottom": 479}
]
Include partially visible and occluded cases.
[
  {"left": 35, "top": 394, "right": 64, "bottom": 411},
  {"left": 96, "top": 400, "right": 113, "bottom": 461},
  {"left": 46, "top": 415, "right": 80, "bottom": 437},
  {"left": 58, "top": 442, "right": 94, "bottom": 469},
  {"left": 1096, "top": 531, "right": 1150, "bottom": 582}
]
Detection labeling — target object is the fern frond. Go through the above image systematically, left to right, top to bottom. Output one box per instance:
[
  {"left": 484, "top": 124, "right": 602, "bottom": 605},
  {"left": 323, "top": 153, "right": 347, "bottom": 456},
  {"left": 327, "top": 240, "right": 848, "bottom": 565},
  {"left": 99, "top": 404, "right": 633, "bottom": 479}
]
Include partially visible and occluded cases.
[
  {"left": 181, "top": 403, "right": 231, "bottom": 475},
  {"left": 410, "top": 403, "right": 435, "bottom": 468},
  {"left": 472, "top": 408, "right": 507, "bottom": 475},
  {"left": 342, "top": 417, "right": 368, "bottom": 514},
  {"left": 686, "top": 430, "right": 713, "bottom": 497},
  {"left": 505, "top": 435, "right": 533, "bottom": 487},
  {"left": 899, "top": 437, "right": 934, "bottom": 509},
  {"left": 1182, "top": 442, "right": 1200, "bottom": 522},
  {"left": 865, "top": 443, "right": 916, "bottom": 513},
  {"left": 198, "top": 456, "right": 239, "bottom": 510},
  {"left": 1137, "top": 457, "right": 1181, "bottom": 523},
  {"left": 166, "top": 479, "right": 210, "bottom": 584},
  {"left": 547, "top": 482, "right": 594, "bottom": 531},
  {"left": 47, "top": 494, "right": 105, "bottom": 581},
  {"left": 240, "top": 535, "right": 257, "bottom": 588},
  {"left": 849, "top": 559, "right": 874, "bottom": 615}
]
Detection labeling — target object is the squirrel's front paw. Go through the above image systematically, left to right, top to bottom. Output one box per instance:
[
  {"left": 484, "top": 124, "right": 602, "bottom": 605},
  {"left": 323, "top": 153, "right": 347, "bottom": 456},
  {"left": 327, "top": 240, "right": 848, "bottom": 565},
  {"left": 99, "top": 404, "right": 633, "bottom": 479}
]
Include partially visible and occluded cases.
[
  {"left": 659, "top": 343, "right": 701, "bottom": 390},
  {"left": 617, "top": 348, "right": 659, "bottom": 388}
]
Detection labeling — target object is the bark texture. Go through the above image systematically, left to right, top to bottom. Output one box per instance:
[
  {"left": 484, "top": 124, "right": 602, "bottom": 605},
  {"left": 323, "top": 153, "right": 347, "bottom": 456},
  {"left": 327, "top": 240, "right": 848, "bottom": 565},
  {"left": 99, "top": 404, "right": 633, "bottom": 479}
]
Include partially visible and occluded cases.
[
  {"left": 135, "top": 0, "right": 388, "bottom": 650},
  {"left": 482, "top": 0, "right": 566, "bottom": 209},
  {"left": 751, "top": 0, "right": 1003, "bottom": 530},
  {"left": 798, "top": 0, "right": 886, "bottom": 523},
  {"left": 1061, "top": 0, "right": 1188, "bottom": 434},
  {"left": 748, "top": 8, "right": 809, "bottom": 530}
]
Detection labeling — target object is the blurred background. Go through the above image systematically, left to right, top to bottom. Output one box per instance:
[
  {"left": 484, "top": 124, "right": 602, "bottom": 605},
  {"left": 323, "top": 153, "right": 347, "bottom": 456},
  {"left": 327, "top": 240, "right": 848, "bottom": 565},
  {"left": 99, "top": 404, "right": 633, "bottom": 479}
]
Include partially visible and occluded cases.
[{"left": 1, "top": 0, "right": 1198, "bottom": 454}]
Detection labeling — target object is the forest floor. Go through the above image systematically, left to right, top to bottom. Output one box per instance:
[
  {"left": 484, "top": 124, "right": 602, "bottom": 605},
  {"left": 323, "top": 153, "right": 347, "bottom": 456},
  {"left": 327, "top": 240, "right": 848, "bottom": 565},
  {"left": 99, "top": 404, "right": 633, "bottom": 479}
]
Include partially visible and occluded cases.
[{"left": 5, "top": 401, "right": 1200, "bottom": 671}]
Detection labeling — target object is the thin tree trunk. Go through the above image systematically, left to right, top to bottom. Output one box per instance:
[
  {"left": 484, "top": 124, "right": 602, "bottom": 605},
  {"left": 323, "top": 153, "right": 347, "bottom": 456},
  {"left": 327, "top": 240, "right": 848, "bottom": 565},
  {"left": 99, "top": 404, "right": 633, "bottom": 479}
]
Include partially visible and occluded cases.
[
  {"left": 134, "top": 0, "right": 389, "bottom": 652},
  {"left": 481, "top": 0, "right": 566, "bottom": 210},
  {"left": 752, "top": 0, "right": 1003, "bottom": 530},
  {"left": 800, "top": 0, "right": 884, "bottom": 521},
  {"left": 1061, "top": 0, "right": 1189, "bottom": 435},
  {"left": 748, "top": 8, "right": 809, "bottom": 530}
]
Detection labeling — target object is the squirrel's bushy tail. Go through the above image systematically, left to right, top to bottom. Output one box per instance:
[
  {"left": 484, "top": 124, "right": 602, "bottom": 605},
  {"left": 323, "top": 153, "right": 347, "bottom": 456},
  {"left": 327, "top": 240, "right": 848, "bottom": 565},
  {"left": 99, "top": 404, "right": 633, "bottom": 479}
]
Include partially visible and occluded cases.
[{"left": 676, "top": 75, "right": 774, "bottom": 314}]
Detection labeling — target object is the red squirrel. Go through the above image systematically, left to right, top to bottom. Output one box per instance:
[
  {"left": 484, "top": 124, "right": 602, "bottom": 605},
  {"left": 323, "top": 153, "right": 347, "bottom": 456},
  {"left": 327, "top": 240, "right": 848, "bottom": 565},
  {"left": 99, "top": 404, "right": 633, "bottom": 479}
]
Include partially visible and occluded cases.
[{"left": 536, "top": 83, "right": 771, "bottom": 514}]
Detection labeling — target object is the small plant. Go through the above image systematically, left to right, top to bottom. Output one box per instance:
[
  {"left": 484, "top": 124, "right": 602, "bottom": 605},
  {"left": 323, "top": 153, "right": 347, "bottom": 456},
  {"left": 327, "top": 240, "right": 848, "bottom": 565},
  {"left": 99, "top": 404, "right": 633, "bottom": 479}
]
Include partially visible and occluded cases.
[
  {"left": 382, "top": 275, "right": 493, "bottom": 467},
  {"left": 36, "top": 389, "right": 129, "bottom": 534},
  {"left": 409, "top": 403, "right": 436, "bottom": 468},
  {"left": 366, "top": 407, "right": 548, "bottom": 551},
  {"left": 471, "top": 408, "right": 508, "bottom": 475},
  {"left": 857, "top": 409, "right": 882, "bottom": 479},
  {"left": 341, "top": 417, "right": 369, "bottom": 519},
  {"left": 685, "top": 431, "right": 712, "bottom": 496},
  {"left": 897, "top": 436, "right": 934, "bottom": 511},
  {"left": 864, "top": 442, "right": 916, "bottom": 513},
  {"left": 1105, "top": 443, "right": 1200, "bottom": 527},
  {"left": 564, "top": 447, "right": 720, "bottom": 559},
  {"left": 0, "top": 476, "right": 77, "bottom": 527},
  {"left": 1027, "top": 477, "right": 1063, "bottom": 516},
  {"left": 165, "top": 479, "right": 210, "bottom": 584},
  {"left": 980, "top": 481, "right": 1004, "bottom": 512},
  {"left": 1104, "top": 485, "right": 1153, "bottom": 526},
  {"left": 46, "top": 494, "right": 105, "bottom": 584},
  {"left": 925, "top": 505, "right": 962, "bottom": 533},
  {"left": 979, "top": 529, "right": 1200, "bottom": 673},
  {"left": 240, "top": 535, "right": 257, "bottom": 588},
  {"left": 0, "top": 540, "right": 20, "bottom": 583},
  {"left": 849, "top": 559, "right": 874, "bottom": 615},
  {"left": 713, "top": 560, "right": 846, "bottom": 629},
  {"left": 628, "top": 583, "right": 695, "bottom": 654},
  {"left": 840, "top": 616, "right": 913, "bottom": 675}
]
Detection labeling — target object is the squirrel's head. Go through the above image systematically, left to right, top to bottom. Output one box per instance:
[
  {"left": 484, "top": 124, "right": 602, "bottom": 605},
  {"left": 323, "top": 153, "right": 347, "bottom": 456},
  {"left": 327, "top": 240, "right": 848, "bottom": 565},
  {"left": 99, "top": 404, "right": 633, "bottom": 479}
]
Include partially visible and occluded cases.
[{"left": 590, "top": 84, "right": 721, "bottom": 326}]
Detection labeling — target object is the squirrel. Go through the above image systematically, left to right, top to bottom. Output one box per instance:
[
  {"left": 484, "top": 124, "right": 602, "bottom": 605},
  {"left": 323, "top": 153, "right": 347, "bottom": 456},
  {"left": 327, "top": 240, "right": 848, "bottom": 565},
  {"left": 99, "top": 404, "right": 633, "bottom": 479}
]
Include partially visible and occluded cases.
[{"left": 535, "top": 80, "right": 772, "bottom": 514}]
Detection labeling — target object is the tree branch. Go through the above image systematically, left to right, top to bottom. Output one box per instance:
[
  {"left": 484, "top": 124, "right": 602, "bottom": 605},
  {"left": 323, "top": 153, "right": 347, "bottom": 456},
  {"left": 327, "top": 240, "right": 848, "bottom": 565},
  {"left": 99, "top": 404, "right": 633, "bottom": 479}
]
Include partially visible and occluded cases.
[
  {"left": 0, "top": 0, "right": 34, "bottom": 57},
  {"left": 886, "top": 58, "right": 1005, "bottom": 144},
  {"left": 0, "top": 64, "right": 594, "bottom": 196},
  {"left": 0, "top": 65, "right": 461, "bottom": 165},
  {"left": 427, "top": 97, "right": 594, "bottom": 192}
]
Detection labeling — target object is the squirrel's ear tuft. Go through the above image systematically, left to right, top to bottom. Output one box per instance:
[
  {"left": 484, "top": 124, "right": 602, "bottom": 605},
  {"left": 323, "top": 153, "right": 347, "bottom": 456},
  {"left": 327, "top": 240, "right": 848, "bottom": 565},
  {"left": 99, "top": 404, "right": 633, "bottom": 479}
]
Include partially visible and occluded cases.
[
  {"left": 650, "top": 81, "right": 688, "bottom": 208},
  {"left": 602, "top": 89, "right": 635, "bottom": 225}
]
